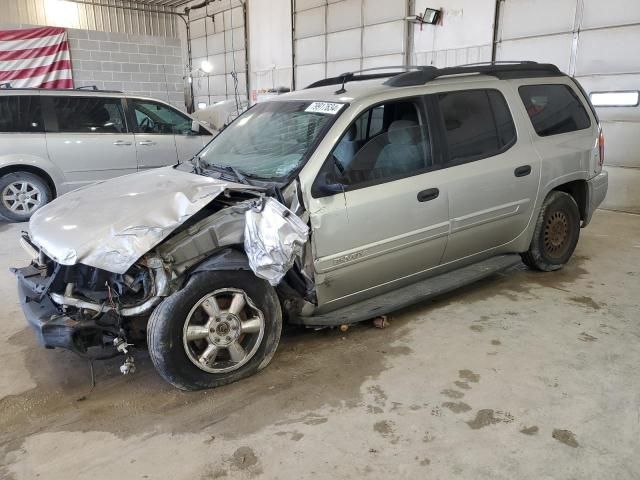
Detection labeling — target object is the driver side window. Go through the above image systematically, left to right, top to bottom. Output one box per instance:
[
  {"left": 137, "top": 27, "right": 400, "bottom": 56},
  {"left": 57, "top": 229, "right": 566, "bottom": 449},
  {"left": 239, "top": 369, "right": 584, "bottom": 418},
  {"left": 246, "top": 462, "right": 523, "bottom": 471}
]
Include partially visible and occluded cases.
[
  {"left": 330, "top": 99, "right": 430, "bottom": 187},
  {"left": 132, "top": 100, "right": 193, "bottom": 135}
]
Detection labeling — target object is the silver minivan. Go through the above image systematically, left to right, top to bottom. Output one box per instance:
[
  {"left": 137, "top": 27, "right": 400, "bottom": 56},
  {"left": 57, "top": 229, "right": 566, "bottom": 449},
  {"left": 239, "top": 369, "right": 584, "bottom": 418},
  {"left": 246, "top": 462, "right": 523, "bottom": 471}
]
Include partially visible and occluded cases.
[
  {"left": 14, "top": 62, "right": 608, "bottom": 391},
  {"left": 0, "top": 87, "right": 214, "bottom": 222}
]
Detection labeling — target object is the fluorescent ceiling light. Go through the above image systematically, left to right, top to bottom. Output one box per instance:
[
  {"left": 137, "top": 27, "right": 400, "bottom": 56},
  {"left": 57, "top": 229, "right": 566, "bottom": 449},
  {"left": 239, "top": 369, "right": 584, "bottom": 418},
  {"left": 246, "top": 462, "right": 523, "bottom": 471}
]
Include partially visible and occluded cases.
[{"left": 590, "top": 91, "right": 639, "bottom": 107}]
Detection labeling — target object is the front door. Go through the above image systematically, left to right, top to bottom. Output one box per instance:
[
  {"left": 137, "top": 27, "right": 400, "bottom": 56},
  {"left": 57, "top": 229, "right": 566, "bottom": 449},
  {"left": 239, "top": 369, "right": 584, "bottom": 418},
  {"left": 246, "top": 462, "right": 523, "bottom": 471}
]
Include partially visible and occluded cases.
[
  {"left": 431, "top": 87, "right": 541, "bottom": 263},
  {"left": 43, "top": 96, "right": 137, "bottom": 190},
  {"left": 308, "top": 97, "right": 450, "bottom": 312},
  {"left": 129, "top": 99, "right": 182, "bottom": 169}
]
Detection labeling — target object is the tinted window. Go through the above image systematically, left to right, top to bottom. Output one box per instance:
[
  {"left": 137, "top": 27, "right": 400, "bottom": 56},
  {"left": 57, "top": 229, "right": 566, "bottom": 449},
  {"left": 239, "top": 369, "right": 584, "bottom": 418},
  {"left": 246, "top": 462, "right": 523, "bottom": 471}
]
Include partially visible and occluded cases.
[
  {"left": 519, "top": 84, "right": 590, "bottom": 136},
  {"left": 438, "top": 89, "right": 516, "bottom": 164},
  {"left": 0, "top": 96, "right": 43, "bottom": 133},
  {"left": 50, "top": 97, "right": 127, "bottom": 133},
  {"left": 132, "top": 100, "right": 192, "bottom": 134},
  {"left": 331, "top": 100, "right": 429, "bottom": 187}
]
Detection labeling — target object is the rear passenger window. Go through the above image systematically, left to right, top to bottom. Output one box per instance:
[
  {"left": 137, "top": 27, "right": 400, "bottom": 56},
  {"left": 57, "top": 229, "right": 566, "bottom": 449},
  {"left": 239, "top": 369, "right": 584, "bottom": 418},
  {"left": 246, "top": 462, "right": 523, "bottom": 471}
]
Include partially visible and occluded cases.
[
  {"left": 519, "top": 84, "right": 590, "bottom": 136},
  {"left": 438, "top": 89, "right": 516, "bottom": 164},
  {"left": 0, "top": 96, "right": 43, "bottom": 133},
  {"left": 49, "top": 97, "right": 128, "bottom": 133}
]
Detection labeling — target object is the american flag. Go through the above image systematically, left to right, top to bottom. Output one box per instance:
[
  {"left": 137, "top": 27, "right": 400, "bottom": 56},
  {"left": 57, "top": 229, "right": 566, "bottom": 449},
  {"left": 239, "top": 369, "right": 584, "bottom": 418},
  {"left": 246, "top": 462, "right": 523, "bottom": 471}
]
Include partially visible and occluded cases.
[{"left": 0, "top": 26, "right": 74, "bottom": 89}]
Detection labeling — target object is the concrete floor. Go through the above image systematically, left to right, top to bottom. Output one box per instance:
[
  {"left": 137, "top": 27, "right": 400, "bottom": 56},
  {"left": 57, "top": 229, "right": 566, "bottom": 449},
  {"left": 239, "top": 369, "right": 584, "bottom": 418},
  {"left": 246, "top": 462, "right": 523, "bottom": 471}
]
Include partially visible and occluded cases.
[{"left": 0, "top": 209, "right": 639, "bottom": 480}]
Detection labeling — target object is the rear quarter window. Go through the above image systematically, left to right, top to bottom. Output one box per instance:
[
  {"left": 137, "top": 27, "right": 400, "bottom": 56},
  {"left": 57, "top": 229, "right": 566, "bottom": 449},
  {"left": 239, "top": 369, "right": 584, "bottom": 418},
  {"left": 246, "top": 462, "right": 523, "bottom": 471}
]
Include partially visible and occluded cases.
[
  {"left": 519, "top": 84, "right": 591, "bottom": 137},
  {"left": 0, "top": 96, "right": 44, "bottom": 133}
]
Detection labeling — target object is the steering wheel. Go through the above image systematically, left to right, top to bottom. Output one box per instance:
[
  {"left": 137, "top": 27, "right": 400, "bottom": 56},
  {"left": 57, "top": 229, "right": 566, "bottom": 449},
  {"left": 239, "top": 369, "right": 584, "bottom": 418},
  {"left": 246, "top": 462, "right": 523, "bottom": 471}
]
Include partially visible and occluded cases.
[{"left": 139, "top": 116, "right": 155, "bottom": 133}]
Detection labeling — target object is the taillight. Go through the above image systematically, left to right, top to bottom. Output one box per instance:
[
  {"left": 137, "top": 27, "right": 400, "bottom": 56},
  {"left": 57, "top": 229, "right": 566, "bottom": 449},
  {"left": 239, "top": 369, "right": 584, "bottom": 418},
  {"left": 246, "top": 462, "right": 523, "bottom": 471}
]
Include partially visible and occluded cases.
[{"left": 598, "top": 128, "right": 605, "bottom": 166}]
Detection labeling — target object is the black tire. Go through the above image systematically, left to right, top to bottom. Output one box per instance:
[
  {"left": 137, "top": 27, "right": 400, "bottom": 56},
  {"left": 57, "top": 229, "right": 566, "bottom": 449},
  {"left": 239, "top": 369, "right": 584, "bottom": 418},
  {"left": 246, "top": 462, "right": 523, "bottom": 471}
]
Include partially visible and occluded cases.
[
  {"left": 0, "top": 171, "right": 52, "bottom": 222},
  {"left": 521, "top": 191, "right": 580, "bottom": 272},
  {"left": 147, "top": 270, "right": 282, "bottom": 391}
]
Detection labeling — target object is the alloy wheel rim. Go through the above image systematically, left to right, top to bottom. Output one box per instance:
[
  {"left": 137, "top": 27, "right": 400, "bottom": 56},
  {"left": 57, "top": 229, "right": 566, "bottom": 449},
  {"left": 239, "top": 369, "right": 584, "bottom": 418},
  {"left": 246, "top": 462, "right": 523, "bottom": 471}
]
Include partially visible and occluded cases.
[
  {"left": 1, "top": 181, "right": 43, "bottom": 215},
  {"left": 543, "top": 211, "right": 570, "bottom": 258},
  {"left": 182, "top": 288, "right": 265, "bottom": 374}
]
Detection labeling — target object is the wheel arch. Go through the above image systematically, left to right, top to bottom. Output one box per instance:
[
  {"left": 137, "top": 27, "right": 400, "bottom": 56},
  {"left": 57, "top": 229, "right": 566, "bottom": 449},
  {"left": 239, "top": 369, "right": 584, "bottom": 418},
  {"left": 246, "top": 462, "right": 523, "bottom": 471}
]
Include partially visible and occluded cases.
[
  {"left": 0, "top": 164, "right": 58, "bottom": 198},
  {"left": 552, "top": 179, "right": 588, "bottom": 224},
  {"left": 188, "top": 247, "right": 251, "bottom": 278}
]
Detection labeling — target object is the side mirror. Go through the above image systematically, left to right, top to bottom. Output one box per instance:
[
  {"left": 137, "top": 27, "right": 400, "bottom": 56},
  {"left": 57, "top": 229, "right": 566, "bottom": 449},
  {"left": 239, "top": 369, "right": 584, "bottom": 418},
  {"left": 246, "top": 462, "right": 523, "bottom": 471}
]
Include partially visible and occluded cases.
[
  {"left": 190, "top": 119, "right": 201, "bottom": 134},
  {"left": 312, "top": 171, "right": 344, "bottom": 197}
]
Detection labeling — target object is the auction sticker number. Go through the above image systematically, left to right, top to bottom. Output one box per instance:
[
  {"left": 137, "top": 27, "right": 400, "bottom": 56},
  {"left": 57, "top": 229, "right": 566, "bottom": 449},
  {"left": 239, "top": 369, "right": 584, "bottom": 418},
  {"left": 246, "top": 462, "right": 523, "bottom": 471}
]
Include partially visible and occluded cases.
[{"left": 305, "top": 102, "right": 344, "bottom": 115}]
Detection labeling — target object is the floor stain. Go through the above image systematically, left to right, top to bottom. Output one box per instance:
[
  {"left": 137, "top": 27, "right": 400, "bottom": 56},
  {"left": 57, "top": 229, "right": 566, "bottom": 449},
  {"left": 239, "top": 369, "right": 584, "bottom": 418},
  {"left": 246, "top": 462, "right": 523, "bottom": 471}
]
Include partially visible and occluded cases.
[
  {"left": 568, "top": 295, "right": 602, "bottom": 310},
  {"left": 470, "top": 325, "right": 484, "bottom": 332},
  {"left": 579, "top": 332, "right": 598, "bottom": 342},
  {"left": 491, "top": 339, "right": 501, "bottom": 346},
  {"left": 459, "top": 369, "right": 480, "bottom": 383},
  {"left": 454, "top": 381, "right": 471, "bottom": 390},
  {"left": 367, "top": 385, "right": 388, "bottom": 406},
  {"left": 441, "top": 389, "right": 464, "bottom": 399},
  {"left": 442, "top": 401, "right": 472, "bottom": 413},
  {"left": 367, "top": 405, "right": 383, "bottom": 414},
  {"left": 466, "top": 409, "right": 514, "bottom": 429},
  {"left": 304, "top": 417, "right": 328, "bottom": 426},
  {"left": 373, "top": 420, "right": 399, "bottom": 444},
  {"left": 520, "top": 425, "right": 539, "bottom": 435},
  {"left": 552, "top": 429, "right": 579, "bottom": 448},
  {"left": 229, "top": 446, "right": 259, "bottom": 470},
  {"left": 419, "top": 458, "right": 431, "bottom": 466}
]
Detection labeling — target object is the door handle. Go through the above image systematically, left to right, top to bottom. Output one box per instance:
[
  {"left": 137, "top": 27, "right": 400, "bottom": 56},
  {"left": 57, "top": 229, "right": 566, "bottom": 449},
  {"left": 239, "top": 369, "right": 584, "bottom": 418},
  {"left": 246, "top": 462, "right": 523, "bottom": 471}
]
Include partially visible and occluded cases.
[
  {"left": 113, "top": 140, "right": 132, "bottom": 146},
  {"left": 138, "top": 140, "right": 155, "bottom": 146},
  {"left": 514, "top": 165, "right": 532, "bottom": 177},
  {"left": 417, "top": 188, "right": 439, "bottom": 202}
]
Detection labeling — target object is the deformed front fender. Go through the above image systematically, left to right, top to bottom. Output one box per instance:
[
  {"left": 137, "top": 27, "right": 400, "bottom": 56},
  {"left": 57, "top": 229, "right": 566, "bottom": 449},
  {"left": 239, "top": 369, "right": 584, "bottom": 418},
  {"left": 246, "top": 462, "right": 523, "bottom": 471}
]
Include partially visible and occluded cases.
[{"left": 189, "top": 248, "right": 251, "bottom": 277}]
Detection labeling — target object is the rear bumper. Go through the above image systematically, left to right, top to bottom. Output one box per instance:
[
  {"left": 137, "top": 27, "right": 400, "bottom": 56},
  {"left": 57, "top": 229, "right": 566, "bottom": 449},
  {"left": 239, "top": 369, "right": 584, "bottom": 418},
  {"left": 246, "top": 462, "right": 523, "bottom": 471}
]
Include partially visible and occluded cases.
[{"left": 583, "top": 170, "right": 608, "bottom": 227}]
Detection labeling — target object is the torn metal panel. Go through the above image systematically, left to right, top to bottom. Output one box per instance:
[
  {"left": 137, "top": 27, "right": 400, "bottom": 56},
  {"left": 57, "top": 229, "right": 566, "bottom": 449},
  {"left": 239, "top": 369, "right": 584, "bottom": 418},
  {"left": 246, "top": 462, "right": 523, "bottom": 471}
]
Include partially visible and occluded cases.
[
  {"left": 28, "top": 167, "right": 252, "bottom": 274},
  {"left": 244, "top": 197, "right": 310, "bottom": 286}
]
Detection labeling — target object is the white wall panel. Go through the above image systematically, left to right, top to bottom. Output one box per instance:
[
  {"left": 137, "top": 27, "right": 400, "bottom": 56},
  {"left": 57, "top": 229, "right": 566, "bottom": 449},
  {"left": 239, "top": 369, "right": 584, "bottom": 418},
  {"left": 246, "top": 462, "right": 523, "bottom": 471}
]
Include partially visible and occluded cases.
[
  {"left": 296, "top": 0, "right": 326, "bottom": 11},
  {"left": 327, "top": 0, "right": 362, "bottom": 32},
  {"left": 363, "top": 0, "right": 406, "bottom": 25},
  {"left": 499, "top": 0, "right": 576, "bottom": 40},
  {"left": 581, "top": 0, "right": 640, "bottom": 29},
  {"left": 296, "top": 6, "right": 326, "bottom": 38},
  {"left": 191, "top": 18, "right": 207, "bottom": 39},
  {"left": 363, "top": 21, "right": 405, "bottom": 57},
  {"left": 575, "top": 25, "right": 640, "bottom": 76},
  {"left": 224, "top": 28, "right": 245, "bottom": 51},
  {"left": 327, "top": 29, "right": 361, "bottom": 61},
  {"left": 206, "top": 32, "right": 226, "bottom": 55},
  {"left": 496, "top": 34, "right": 573, "bottom": 73},
  {"left": 191, "top": 36, "right": 207, "bottom": 58},
  {"left": 296, "top": 36, "right": 326, "bottom": 65},
  {"left": 226, "top": 50, "right": 247, "bottom": 73},
  {"left": 208, "top": 54, "right": 227, "bottom": 76},
  {"left": 362, "top": 54, "right": 405, "bottom": 69},
  {"left": 327, "top": 59, "right": 361, "bottom": 77},
  {"left": 296, "top": 63, "right": 326, "bottom": 88},
  {"left": 577, "top": 74, "right": 640, "bottom": 123},
  {"left": 210, "top": 75, "right": 227, "bottom": 96},
  {"left": 599, "top": 122, "right": 640, "bottom": 169},
  {"left": 601, "top": 167, "right": 640, "bottom": 213}
]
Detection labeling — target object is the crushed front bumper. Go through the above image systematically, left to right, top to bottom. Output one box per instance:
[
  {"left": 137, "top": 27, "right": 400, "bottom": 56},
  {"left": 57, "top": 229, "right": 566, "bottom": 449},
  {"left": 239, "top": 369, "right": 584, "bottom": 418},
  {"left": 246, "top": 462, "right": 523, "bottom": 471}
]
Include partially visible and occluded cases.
[{"left": 14, "top": 264, "right": 91, "bottom": 353}]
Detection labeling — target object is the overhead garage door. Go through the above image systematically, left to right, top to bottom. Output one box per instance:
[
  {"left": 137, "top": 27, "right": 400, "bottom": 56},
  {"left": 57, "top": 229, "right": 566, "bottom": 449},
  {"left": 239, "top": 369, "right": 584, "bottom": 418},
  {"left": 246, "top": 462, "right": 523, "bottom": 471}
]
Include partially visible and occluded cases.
[
  {"left": 188, "top": 0, "right": 248, "bottom": 108},
  {"left": 293, "top": 0, "right": 408, "bottom": 89},
  {"left": 496, "top": 0, "right": 640, "bottom": 213}
]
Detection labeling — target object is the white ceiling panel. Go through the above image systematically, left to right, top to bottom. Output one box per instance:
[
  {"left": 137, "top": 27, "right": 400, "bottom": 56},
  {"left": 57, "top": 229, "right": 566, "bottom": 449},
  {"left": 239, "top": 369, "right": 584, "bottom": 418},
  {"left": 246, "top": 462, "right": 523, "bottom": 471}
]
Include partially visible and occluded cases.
[
  {"left": 327, "top": 0, "right": 362, "bottom": 32},
  {"left": 363, "top": 0, "right": 406, "bottom": 26},
  {"left": 500, "top": 0, "right": 577, "bottom": 40},
  {"left": 581, "top": 0, "right": 640, "bottom": 29},
  {"left": 295, "top": 6, "right": 327, "bottom": 38},
  {"left": 190, "top": 17, "right": 207, "bottom": 39},
  {"left": 363, "top": 21, "right": 405, "bottom": 57},
  {"left": 575, "top": 25, "right": 640, "bottom": 76},
  {"left": 224, "top": 28, "right": 245, "bottom": 51},
  {"left": 327, "top": 29, "right": 361, "bottom": 61},
  {"left": 207, "top": 32, "right": 226, "bottom": 55},
  {"left": 496, "top": 33, "right": 573, "bottom": 73},
  {"left": 191, "top": 36, "right": 207, "bottom": 57},
  {"left": 296, "top": 36, "right": 326, "bottom": 65}
]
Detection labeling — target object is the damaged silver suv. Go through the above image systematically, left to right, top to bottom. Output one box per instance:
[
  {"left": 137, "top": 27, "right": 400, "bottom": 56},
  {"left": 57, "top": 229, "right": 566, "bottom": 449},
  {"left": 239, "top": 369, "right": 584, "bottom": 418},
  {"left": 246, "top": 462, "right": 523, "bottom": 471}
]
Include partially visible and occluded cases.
[{"left": 14, "top": 62, "right": 608, "bottom": 390}]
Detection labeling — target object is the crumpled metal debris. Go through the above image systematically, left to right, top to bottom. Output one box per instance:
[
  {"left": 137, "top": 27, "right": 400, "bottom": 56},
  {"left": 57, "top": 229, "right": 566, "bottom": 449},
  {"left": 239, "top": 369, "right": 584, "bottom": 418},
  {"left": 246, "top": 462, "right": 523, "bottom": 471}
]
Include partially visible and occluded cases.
[{"left": 244, "top": 197, "right": 309, "bottom": 286}]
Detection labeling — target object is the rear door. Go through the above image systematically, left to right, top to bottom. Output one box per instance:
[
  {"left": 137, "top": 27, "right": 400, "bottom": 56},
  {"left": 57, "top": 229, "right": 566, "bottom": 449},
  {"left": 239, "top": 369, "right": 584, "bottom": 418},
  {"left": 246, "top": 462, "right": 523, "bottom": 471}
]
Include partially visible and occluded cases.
[
  {"left": 430, "top": 87, "right": 541, "bottom": 263},
  {"left": 43, "top": 95, "right": 137, "bottom": 189},
  {"left": 309, "top": 97, "right": 450, "bottom": 311}
]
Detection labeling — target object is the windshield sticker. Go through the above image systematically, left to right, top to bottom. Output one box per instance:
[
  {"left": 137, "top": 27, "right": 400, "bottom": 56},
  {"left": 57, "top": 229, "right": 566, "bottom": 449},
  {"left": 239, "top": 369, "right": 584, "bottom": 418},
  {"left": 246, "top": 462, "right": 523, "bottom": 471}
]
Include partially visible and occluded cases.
[{"left": 305, "top": 102, "right": 344, "bottom": 115}]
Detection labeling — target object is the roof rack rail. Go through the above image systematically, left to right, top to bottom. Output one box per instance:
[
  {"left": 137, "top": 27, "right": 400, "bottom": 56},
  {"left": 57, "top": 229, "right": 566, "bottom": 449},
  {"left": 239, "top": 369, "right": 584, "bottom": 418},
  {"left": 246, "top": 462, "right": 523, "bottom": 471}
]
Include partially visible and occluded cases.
[
  {"left": 384, "top": 61, "right": 563, "bottom": 87},
  {"left": 305, "top": 65, "right": 428, "bottom": 92},
  {"left": 75, "top": 85, "right": 123, "bottom": 93}
]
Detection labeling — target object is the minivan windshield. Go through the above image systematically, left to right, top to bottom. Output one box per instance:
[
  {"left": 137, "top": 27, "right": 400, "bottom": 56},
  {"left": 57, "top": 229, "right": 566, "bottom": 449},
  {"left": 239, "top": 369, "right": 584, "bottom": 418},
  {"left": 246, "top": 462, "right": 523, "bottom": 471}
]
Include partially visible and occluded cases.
[{"left": 197, "top": 100, "right": 345, "bottom": 179}]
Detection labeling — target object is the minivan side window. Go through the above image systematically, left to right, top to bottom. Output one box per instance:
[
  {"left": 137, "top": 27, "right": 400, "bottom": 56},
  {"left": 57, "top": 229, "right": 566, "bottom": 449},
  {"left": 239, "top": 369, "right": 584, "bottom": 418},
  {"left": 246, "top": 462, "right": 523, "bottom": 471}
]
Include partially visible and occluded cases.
[
  {"left": 519, "top": 84, "right": 591, "bottom": 137},
  {"left": 437, "top": 89, "right": 516, "bottom": 165},
  {"left": 0, "top": 96, "right": 44, "bottom": 133},
  {"left": 49, "top": 97, "right": 128, "bottom": 133},
  {"left": 331, "top": 99, "right": 430, "bottom": 187},
  {"left": 132, "top": 100, "right": 193, "bottom": 135}
]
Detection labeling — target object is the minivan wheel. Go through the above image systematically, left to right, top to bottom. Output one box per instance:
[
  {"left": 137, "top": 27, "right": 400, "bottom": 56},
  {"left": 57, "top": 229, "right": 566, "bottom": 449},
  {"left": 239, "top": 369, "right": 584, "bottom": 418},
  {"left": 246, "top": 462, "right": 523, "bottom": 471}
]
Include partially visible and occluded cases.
[
  {"left": 0, "top": 172, "right": 52, "bottom": 222},
  {"left": 521, "top": 191, "right": 580, "bottom": 272},
  {"left": 147, "top": 270, "right": 282, "bottom": 391}
]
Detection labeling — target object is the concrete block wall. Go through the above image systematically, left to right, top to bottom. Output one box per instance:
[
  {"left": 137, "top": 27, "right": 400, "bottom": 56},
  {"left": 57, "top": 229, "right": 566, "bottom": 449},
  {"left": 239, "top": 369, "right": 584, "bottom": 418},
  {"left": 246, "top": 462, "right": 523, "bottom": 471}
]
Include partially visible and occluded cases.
[{"left": 67, "top": 29, "right": 186, "bottom": 108}]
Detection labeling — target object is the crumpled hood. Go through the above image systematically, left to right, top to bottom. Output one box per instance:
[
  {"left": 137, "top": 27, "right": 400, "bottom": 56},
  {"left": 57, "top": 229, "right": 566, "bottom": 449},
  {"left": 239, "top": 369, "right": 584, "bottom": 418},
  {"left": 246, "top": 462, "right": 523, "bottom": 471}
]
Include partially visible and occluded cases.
[{"left": 29, "top": 166, "right": 248, "bottom": 274}]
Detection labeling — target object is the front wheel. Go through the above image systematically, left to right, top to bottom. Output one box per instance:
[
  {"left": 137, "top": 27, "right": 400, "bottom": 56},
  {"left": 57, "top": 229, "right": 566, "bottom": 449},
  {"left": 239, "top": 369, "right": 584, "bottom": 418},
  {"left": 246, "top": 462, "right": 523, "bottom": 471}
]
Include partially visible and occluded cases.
[
  {"left": 0, "top": 172, "right": 52, "bottom": 222},
  {"left": 521, "top": 191, "right": 580, "bottom": 271},
  {"left": 147, "top": 270, "right": 282, "bottom": 391}
]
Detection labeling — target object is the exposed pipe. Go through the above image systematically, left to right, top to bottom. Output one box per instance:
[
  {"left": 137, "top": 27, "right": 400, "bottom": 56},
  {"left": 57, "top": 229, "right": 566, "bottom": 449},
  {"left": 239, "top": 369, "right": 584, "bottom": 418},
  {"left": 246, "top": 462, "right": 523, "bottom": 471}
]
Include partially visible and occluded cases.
[{"left": 491, "top": 0, "right": 502, "bottom": 62}]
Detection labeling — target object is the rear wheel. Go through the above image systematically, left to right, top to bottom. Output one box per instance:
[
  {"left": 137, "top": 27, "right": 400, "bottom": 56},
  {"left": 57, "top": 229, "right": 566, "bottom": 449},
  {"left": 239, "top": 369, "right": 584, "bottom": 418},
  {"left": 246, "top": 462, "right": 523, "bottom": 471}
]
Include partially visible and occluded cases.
[
  {"left": 0, "top": 172, "right": 51, "bottom": 222},
  {"left": 521, "top": 191, "right": 580, "bottom": 271},
  {"left": 147, "top": 270, "right": 282, "bottom": 391}
]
